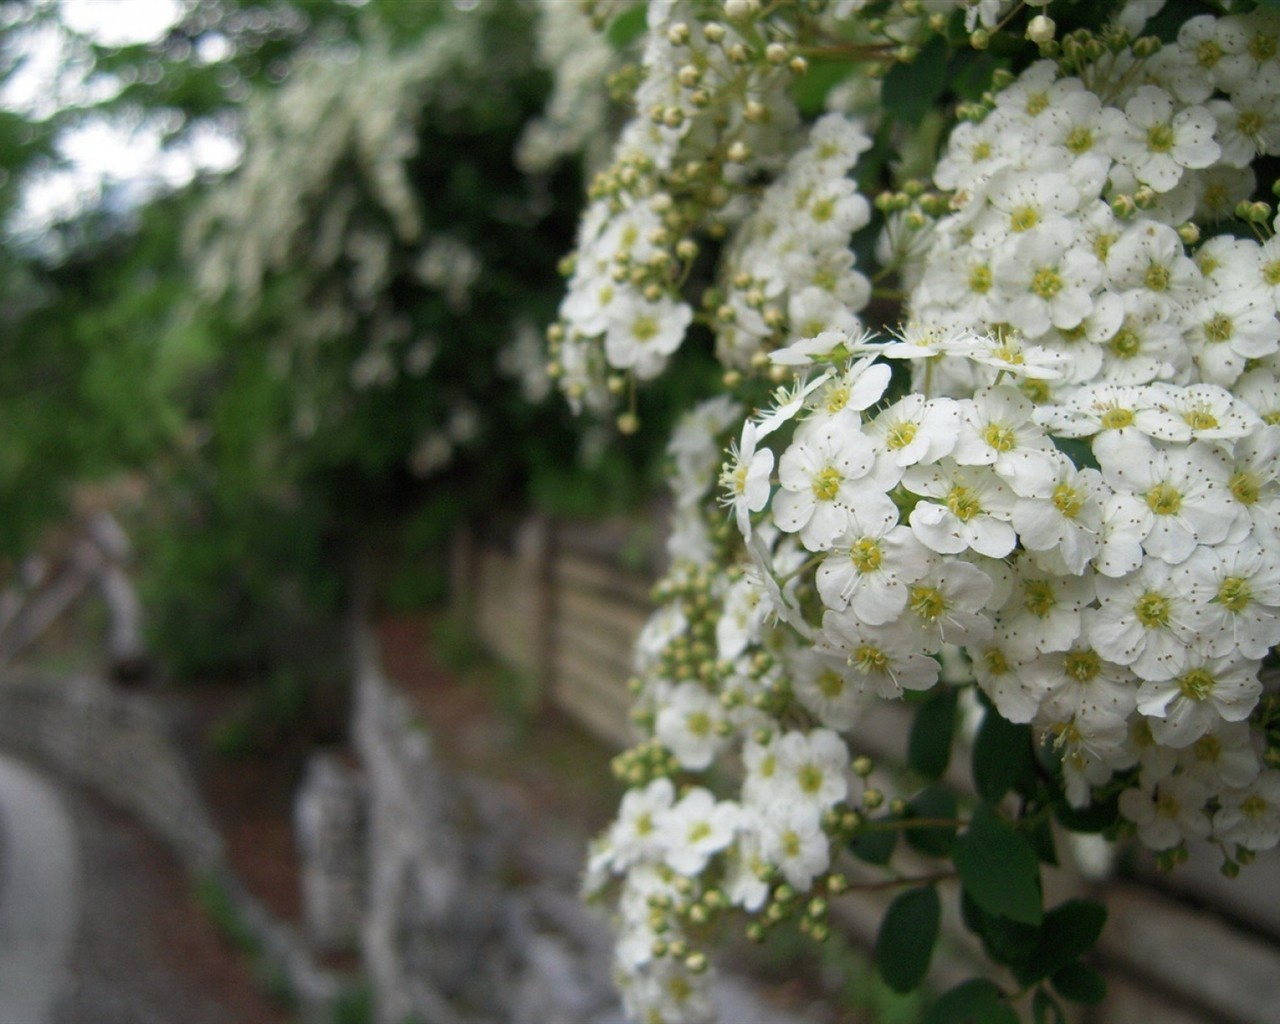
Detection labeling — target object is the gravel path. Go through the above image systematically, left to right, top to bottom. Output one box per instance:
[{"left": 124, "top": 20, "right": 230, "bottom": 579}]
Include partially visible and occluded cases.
[{"left": 0, "top": 753, "right": 291, "bottom": 1024}]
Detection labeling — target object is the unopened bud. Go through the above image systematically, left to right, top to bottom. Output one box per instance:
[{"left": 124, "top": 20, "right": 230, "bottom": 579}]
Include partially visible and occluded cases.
[
  {"left": 1026, "top": 14, "right": 1055, "bottom": 44},
  {"left": 1131, "top": 34, "right": 1162, "bottom": 58},
  {"left": 765, "top": 42, "right": 789, "bottom": 65},
  {"left": 617, "top": 412, "right": 640, "bottom": 435}
]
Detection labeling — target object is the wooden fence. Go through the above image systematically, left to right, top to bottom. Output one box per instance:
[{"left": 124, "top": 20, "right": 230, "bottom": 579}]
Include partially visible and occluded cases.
[{"left": 452, "top": 514, "right": 1280, "bottom": 1024}]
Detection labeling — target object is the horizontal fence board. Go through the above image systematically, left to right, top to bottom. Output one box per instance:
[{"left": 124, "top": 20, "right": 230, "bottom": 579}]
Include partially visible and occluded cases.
[
  {"left": 552, "top": 552, "right": 653, "bottom": 607},
  {"left": 555, "top": 587, "right": 647, "bottom": 655},
  {"left": 1099, "top": 883, "right": 1280, "bottom": 1024}
]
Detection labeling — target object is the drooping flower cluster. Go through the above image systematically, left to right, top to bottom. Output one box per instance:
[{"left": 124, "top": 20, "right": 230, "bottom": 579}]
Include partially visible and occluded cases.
[{"left": 556, "top": 2, "right": 1280, "bottom": 1021}]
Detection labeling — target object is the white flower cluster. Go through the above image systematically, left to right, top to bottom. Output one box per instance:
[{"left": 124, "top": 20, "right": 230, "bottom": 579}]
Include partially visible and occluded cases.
[
  {"left": 548, "top": 0, "right": 805, "bottom": 412},
  {"left": 568, "top": 4, "right": 1280, "bottom": 1022},
  {"left": 713, "top": 114, "right": 875, "bottom": 371}
]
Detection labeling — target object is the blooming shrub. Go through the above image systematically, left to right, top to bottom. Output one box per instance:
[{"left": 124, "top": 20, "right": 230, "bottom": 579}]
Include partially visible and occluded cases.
[{"left": 543, "top": 1, "right": 1280, "bottom": 1020}]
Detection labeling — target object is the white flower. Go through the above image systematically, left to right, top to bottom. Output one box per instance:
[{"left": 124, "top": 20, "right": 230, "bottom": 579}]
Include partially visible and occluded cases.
[
  {"left": 1102, "top": 85, "right": 1220, "bottom": 193},
  {"left": 993, "top": 222, "right": 1103, "bottom": 339},
  {"left": 1189, "top": 284, "right": 1280, "bottom": 387},
  {"left": 603, "top": 293, "right": 693, "bottom": 379},
  {"left": 952, "top": 385, "right": 1060, "bottom": 498},
  {"left": 865, "top": 394, "right": 961, "bottom": 468},
  {"left": 774, "top": 419, "right": 889, "bottom": 551},
  {"left": 720, "top": 420, "right": 774, "bottom": 536},
  {"left": 1097, "top": 433, "right": 1235, "bottom": 564},
  {"left": 1011, "top": 457, "right": 1105, "bottom": 575},
  {"left": 904, "top": 461, "right": 1017, "bottom": 558},
  {"left": 816, "top": 511, "right": 931, "bottom": 624},
  {"left": 998, "top": 555, "right": 1094, "bottom": 657},
  {"left": 1090, "top": 558, "right": 1202, "bottom": 680},
  {"left": 903, "top": 559, "right": 996, "bottom": 650},
  {"left": 716, "top": 572, "right": 770, "bottom": 661},
  {"left": 816, "top": 611, "right": 939, "bottom": 698},
  {"left": 1026, "top": 643, "right": 1138, "bottom": 740},
  {"left": 787, "top": 646, "right": 865, "bottom": 730},
  {"left": 1137, "top": 655, "right": 1263, "bottom": 747},
  {"left": 655, "top": 681, "right": 728, "bottom": 770},
  {"left": 1178, "top": 721, "right": 1260, "bottom": 789},
  {"left": 773, "top": 728, "right": 849, "bottom": 810},
  {"left": 1214, "top": 771, "right": 1280, "bottom": 850},
  {"left": 1118, "top": 772, "right": 1211, "bottom": 849},
  {"left": 608, "top": 777, "right": 676, "bottom": 872},
  {"left": 661, "top": 787, "right": 741, "bottom": 875},
  {"left": 759, "top": 799, "right": 830, "bottom": 889}
]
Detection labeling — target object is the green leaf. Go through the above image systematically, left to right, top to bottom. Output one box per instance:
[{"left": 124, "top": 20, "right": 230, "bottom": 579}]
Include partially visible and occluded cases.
[
  {"left": 605, "top": 4, "right": 647, "bottom": 49},
  {"left": 882, "top": 34, "right": 950, "bottom": 124},
  {"left": 1050, "top": 435, "right": 1100, "bottom": 471},
  {"left": 910, "top": 688, "right": 959, "bottom": 780},
  {"left": 971, "top": 709, "right": 1036, "bottom": 804},
  {"left": 905, "top": 786, "right": 958, "bottom": 858},
  {"left": 1053, "top": 789, "right": 1122, "bottom": 834},
  {"left": 954, "top": 805, "right": 1043, "bottom": 926},
  {"left": 849, "top": 820, "right": 898, "bottom": 865},
  {"left": 877, "top": 886, "right": 941, "bottom": 993},
  {"left": 960, "top": 890, "right": 1039, "bottom": 969},
  {"left": 1014, "top": 900, "right": 1107, "bottom": 987},
  {"left": 1051, "top": 962, "right": 1107, "bottom": 1005},
  {"left": 922, "top": 979, "right": 1018, "bottom": 1024},
  {"left": 1032, "top": 988, "right": 1066, "bottom": 1024}
]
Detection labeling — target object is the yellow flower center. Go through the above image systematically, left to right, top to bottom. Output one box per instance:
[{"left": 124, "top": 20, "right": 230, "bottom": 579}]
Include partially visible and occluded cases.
[
  {"left": 1250, "top": 32, "right": 1277, "bottom": 62},
  {"left": 1196, "top": 39, "right": 1224, "bottom": 68},
  {"left": 1026, "top": 92, "right": 1049, "bottom": 116},
  {"left": 1238, "top": 110, "right": 1264, "bottom": 139},
  {"left": 1147, "top": 122, "right": 1176, "bottom": 154},
  {"left": 1065, "top": 126, "right": 1094, "bottom": 154},
  {"left": 1011, "top": 206, "right": 1040, "bottom": 232},
  {"left": 1263, "top": 259, "right": 1280, "bottom": 287},
  {"left": 1145, "top": 263, "right": 1171, "bottom": 292},
  {"left": 969, "top": 264, "right": 993, "bottom": 294},
  {"left": 1031, "top": 267, "right": 1063, "bottom": 299},
  {"left": 1204, "top": 313, "right": 1234, "bottom": 343},
  {"left": 631, "top": 315, "right": 659, "bottom": 342},
  {"left": 1109, "top": 327, "right": 1141, "bottom": 359},
  {"left": 825, "top": 384, "right": 851, "bottom": 413},
  {"left": 1101, "top": 406, "right": 1135, "bottom": 429},
  {"left": 1183, "top": 408, "right": 1219, "bottom": 431},
  {"left": 886, "top": 421, "right": 918, "bottom": 450},
  {"left": 983, "top": 423, "right": 1018, "bottom": 452},
  {"left": 812, "top": 467, "right": 842, "bottom": 501},
  {"left": 1230, "top": 470, "right": 1260, "bottom": 505},
  {"left": 1145, "top": 481, "right": 1183, "bottom": 516},
  {"left": 1053, "top": 482, "right": 1084, "bottom": 517},
  {"left": 946, "top": 484, "right": 982, "bottom": 521},
  {"left": 850, "top": 538, "right": 883, "bottom": 573},
  {"left": 1217, "top": 576, "right": 1252, "bottom": 612},
  {"left": 1024, "top": 580, "right": 1057, "bottom": 617},
  {"left": 909, "top": 585, "right": 946, "bottom": 621},
  {"left": 1136, "top": 591, "right": 1172, "bottom": 628},
  {"left": 851, "top": 643, "right": 889, "bottom": 674},
  {"left": 982, "top": 648, "right": 1010, "bottom": 674},
  {"left": 1065, "top": 650, "right": 1101, "bottom": 682},
  {"left": 1178, "top": 667, "right": 1215, "bottom": 702},
  {"left": 817, "top": 670, "right": 845, "bottom": 698},
  {"left": 686, "top": 711, "right": 712, "bottom": 736},
  {"left": 1193, "top": 733, "right": 1222, "bottom": 763},
  {"left": 799, "top": 764, "right": 824, "bottom": 795},
  {"left": 1243, "top": 794, "right": 1269, "bottom": 819}
]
